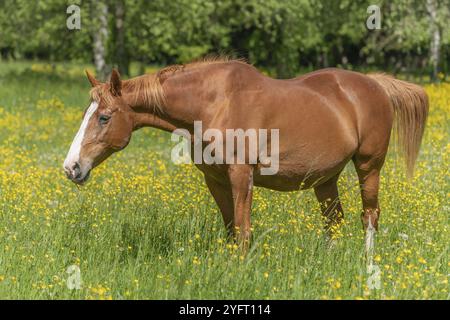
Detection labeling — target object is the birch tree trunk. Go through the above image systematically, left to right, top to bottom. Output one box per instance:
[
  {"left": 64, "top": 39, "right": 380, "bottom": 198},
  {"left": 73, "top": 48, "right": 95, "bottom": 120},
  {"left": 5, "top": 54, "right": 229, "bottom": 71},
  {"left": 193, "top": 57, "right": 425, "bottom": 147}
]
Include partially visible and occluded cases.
[
  {"left": 91, "top": 0, "right": 109, "bottom": 81},
  {"left": 114, "top": 0, "right": 129, "bottom": 76},
  {"left": 426, "top": 0, "right": 441, "bottom": 82}
]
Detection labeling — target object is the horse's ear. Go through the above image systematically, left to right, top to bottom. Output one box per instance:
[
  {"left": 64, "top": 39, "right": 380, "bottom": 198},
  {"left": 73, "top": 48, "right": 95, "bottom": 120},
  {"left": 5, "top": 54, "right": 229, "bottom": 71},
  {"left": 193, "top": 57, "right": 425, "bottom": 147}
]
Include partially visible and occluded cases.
[
  {"left": 110, "top": 69, "right": 122, "bottom": 96},
  {"left": 85, "top": 70, "right": 100, "bottom": 87}
]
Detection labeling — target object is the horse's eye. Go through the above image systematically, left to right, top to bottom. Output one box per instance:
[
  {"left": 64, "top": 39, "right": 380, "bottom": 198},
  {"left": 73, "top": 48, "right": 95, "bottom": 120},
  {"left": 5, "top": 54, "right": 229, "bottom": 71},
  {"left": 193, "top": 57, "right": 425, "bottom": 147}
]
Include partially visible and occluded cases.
[{"left": 99, "top": 115, "right": 111, "bottom": 125}]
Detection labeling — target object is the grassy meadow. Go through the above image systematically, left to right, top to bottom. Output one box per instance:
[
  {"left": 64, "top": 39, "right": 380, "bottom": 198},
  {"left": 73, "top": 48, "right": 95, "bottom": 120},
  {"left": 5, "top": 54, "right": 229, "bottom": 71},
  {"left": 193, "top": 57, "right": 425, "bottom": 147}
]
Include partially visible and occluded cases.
[{"left": 0, "top": 61, "right": 448, "bottom": 299}]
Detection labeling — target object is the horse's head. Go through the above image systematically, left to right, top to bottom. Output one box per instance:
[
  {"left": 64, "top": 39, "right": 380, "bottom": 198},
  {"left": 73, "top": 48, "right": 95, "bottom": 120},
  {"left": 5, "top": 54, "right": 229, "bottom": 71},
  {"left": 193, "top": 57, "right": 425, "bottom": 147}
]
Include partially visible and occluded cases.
[{"left": 63, "top": 69, "right": 134, "bottom": 185}]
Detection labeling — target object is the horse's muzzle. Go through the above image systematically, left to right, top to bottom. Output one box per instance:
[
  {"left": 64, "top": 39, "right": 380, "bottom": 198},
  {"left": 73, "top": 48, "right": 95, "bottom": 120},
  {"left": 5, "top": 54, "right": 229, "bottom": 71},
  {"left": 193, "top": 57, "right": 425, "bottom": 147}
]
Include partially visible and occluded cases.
[{"left": 64, "top": 162, "right": 91, "bottom": 185}]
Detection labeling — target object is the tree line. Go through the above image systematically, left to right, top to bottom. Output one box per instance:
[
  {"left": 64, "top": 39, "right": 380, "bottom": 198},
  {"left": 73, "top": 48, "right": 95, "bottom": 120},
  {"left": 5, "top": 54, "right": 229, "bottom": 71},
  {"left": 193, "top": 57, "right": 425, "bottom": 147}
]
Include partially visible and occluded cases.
[{"left": 0, "top": 0, "right": 448, "bottom": 81}]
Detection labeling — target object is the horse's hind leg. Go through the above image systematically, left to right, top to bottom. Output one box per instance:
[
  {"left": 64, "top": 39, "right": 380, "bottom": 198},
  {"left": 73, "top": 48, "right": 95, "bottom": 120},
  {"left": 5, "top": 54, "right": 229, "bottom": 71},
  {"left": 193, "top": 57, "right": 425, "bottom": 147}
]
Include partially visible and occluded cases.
[
  {"left": 353, "top": 155, "right": 384, "bottom": 256},
  {"left": 314, "top": 175, "right": 344, "bottom": 239}
]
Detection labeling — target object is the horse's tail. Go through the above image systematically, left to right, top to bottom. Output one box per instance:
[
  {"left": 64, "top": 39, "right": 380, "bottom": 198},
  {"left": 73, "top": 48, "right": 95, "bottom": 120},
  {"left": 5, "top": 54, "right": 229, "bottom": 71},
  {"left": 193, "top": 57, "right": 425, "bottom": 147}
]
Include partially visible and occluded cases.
[{"left": 367, "top": 73, "right": 429, "bottom": 178}]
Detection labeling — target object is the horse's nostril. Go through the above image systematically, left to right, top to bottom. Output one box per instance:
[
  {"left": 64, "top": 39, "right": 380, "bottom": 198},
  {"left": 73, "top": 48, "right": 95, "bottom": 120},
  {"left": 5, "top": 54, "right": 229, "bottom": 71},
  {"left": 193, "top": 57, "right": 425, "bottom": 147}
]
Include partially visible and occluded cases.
[
  {"left": 64, "top": 162, "right": 81, "bottom": 180},
  {"left": 71, "top": 162, "right": 80, "bottom": 171},
  {"left": 72, "top": 162, "right": 82, "bottom": 179},
  {"left": 64, "top": 167, "right": 72, "bottom": 179}
]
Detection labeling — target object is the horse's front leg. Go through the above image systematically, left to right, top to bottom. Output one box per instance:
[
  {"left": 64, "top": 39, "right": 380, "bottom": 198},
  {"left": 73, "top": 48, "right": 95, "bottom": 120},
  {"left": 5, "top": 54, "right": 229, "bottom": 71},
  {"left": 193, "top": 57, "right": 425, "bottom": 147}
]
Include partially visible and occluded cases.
[
  {"left": 228, "top": 164, "right": 254, "bottom": 249},
  {"left": 204, "top": 174, "right": 235, "bottom": 239}
]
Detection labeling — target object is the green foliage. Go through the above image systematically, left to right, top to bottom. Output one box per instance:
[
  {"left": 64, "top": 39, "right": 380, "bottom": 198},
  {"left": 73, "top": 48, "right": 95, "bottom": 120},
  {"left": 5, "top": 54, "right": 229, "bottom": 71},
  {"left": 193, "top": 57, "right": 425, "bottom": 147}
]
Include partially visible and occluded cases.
[
  {"left": 0, "top": 0, "right": 449, "bottom": 78},
  {"left": 0, "top": 0, "right": 91, "bottom": 61}
]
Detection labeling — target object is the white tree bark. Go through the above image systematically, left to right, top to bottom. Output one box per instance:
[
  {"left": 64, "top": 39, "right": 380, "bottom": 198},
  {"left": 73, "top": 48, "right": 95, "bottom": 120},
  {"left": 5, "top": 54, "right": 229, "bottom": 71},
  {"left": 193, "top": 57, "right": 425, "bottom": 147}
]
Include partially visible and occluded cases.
[
  {"left": 114, "top": 0, "right": 128, "bottom": 76},
  {"left": 426, "top": 0, "right": 441, "bottom": 82},
  {"left": 92, "top": 1, "right": 109, "bottom": 81}
]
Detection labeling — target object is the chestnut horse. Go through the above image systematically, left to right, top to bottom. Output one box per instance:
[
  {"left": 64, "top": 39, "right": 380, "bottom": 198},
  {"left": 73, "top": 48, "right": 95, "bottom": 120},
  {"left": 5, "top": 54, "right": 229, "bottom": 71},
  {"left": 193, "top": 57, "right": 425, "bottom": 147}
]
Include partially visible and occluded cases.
[{"left": 63, "top": 58, "right": 428, "bottom": 252}]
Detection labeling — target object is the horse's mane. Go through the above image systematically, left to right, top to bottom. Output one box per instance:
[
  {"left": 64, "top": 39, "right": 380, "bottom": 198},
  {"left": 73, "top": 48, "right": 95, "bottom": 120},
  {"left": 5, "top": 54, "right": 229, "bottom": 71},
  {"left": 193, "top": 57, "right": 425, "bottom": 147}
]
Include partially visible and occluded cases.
[
  {"left": 91, "top": 55, "right": 247, "bottom": 113},
  {"left": 157, "top": 55, "right": 247, "bottom": 78}
]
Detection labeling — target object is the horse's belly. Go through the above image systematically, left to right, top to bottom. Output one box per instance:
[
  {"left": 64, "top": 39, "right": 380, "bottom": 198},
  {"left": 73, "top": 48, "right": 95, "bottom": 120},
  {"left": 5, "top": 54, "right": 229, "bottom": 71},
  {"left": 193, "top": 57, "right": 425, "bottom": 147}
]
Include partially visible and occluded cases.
[
  {"left": 253, "top": 151, "right": 353, "bottom": 191},
  {"left": 253, "top": 169, "right": 326, "bottom": 191},
  {"left": 253, "top": 173, "right": 306, "bottom": 191}
]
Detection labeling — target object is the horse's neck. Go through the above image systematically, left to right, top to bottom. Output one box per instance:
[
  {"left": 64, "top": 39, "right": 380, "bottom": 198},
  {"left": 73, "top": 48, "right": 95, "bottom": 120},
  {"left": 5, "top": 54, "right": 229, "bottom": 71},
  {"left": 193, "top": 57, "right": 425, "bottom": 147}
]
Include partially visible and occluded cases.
[{"left": 126, "top": 70, "right": 216, "bottom": 133}]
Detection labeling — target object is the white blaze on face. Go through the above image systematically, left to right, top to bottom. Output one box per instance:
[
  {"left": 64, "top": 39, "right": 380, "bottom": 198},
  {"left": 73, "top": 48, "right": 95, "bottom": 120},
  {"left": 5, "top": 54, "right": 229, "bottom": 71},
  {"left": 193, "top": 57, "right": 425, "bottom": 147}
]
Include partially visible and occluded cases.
[{"left": 63, "top": 101, "right": 99, "bottom": 169}]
